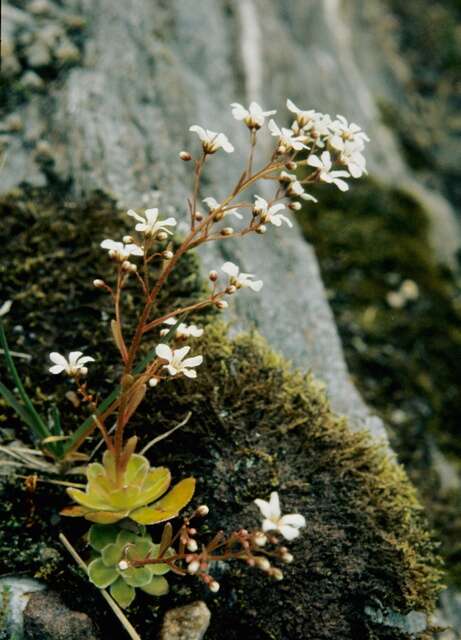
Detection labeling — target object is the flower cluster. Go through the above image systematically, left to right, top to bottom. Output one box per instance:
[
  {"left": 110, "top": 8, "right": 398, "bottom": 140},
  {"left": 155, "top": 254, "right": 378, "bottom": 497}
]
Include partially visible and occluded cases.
[{"left": 39, "top": 98, "right": 368, "bottom": 611}]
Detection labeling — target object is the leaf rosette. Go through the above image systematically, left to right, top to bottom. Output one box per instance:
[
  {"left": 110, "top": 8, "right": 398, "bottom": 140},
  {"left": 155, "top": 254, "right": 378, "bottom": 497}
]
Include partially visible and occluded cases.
[
  {"left": 61, "top": 447, "right": 195, "bottom": 524},
  {"left": 87, "top": 525, "right": 174, "bottom": 608}
]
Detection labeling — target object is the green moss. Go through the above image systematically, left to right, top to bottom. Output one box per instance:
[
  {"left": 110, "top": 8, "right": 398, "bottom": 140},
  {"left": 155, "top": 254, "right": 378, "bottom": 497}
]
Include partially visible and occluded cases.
[
  {"left": 296, "top": 178, "right": 461, "bottom": 590},
  {"left": 0, "top": 188, "right": 442, "bottom": 639}
]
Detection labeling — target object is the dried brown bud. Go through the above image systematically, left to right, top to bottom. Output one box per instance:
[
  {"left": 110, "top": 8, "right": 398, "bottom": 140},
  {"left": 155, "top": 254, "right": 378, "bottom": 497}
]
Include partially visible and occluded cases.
[
  {"left": 179, "top": 150, "right": 192, "bottom": 161},
  {"left": 285, "top": 160, "right": 297, "bottom": 170},
  {"left": 195, "top": 212, "right": 204, "bottom": 221},
  {"left": 255, "top": 225, "right": 267, "bottom": 234},
  {"left": 220, "top": 227, "right": 233, "bottom": 236},
  {"left": 209, "top": 270, "right": 218, "bottom": 282},
  {"left": 215, "top": 300, "right": 228, "bottom": 310}
]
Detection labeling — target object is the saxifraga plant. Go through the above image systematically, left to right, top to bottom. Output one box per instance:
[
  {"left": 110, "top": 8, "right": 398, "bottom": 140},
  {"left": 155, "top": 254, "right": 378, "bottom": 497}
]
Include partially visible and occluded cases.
[{"left": 1, "top": 100, "right": 369, "bottom": 610}]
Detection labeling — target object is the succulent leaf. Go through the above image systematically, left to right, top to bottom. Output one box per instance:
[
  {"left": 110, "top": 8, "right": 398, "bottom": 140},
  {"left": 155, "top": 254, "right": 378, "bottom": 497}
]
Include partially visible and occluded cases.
[
  {"left": 63, "top": 445, "right": 195, "bottom": 524},
  {"left": 130, "top": 477, "right": 196, "bottom": 525},
  {"left": 86, "top": 509, "right": 130, "bottom": 524},
  {"left": 88, "top": 524, "right": 119, "bottom": 551},
  {"left": 102, "top": 542, "right": 123, "bottom": 567},
  {"left": 88, "top": 557, "right": 118, "bottom": 588},
  {"left": 121, "top": 565, "right": 152, "bottom": 587},
  {"left": 140, "top": 576, "right": 169, "bottom": 596},
  {"left": 110, "top": 577, "right": 135, "bottom": 608}
]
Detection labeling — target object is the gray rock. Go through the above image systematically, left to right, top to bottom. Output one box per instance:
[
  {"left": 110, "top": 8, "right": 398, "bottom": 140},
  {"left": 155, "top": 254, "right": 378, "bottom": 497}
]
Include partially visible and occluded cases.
[
  {"left": 25, "top": 40, "right": 52, "bottom": 68},
  {"left": 23, "top": 590, "right": 99, "bottom": 640},
  {"left": 160, "top": 601, "right": 211, "bottom": 640}
]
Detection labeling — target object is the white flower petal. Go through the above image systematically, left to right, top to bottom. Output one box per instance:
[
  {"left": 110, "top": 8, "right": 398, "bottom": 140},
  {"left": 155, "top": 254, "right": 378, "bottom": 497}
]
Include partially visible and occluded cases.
[
  {"left": 222, "top": 261, "right": 239, "bottom": 277},
  {"left": 156, "top": 344, "right": 172, "bottom": 361},
  {"left": 182, "top": 355, "right": 203, "bottom": 368},
  {"left": 268, "top": 491, "right": 281, "bottom": 519},
  {"left": 280, "top": 513, "right": 306, "bottom": 528},
  {"left": 278, "top": 524, "right": 300, "bottom": 541}
]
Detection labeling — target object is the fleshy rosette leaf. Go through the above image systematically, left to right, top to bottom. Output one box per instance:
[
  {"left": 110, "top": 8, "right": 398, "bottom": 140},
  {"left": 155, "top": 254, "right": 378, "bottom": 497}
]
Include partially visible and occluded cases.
[
  {"left": 61, "top": 445, "right": 195, "bottom": 524},
  {"left": 87, "top": 526, "right": 173, "bottom": 608}
]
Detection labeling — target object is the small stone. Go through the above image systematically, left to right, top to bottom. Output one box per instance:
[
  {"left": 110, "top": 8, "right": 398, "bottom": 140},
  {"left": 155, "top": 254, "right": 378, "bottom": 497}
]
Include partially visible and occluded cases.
[
  {"left": 27, "top": 0, "right": 53, "bottom": 16},
  {"left": 25, "top": 41, "right": 52, "bottom": 68},
  {"left": 55, "top": 41, "right": 80, "bottom": 63},
  {"left": 21, "top": 70, "right": 45, "bottom": 90},
  {"left": 3, "top": 114, "right": 23, "bottom": 132},
  {"left": 23, "top": 590, "right": 99, "bottom": 640},
  {"left": 161, "top": 601, "right": 211, "bottom": 640}
]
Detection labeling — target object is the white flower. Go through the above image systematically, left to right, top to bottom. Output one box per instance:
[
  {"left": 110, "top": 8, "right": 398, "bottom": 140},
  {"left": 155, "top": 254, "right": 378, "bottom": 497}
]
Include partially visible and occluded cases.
[
  {"left": 286, "top": 99, "right": 318, "bottom": 129},
  {"left": 231, "top": 101, "right": 276, "bottom": 129},
  {"left": 329, "top": 115, "right": 369, "bottom": 152},
  {"left": 268, "top": 119, "right": 307, "bottom": 151},
  {"left": 189, "top": 125, "right": 234, "bottom": 154},
  {"left": 339, "top": 141, "right": 367, "bottom": 178},
  {"left": 307, "top": 151, "right": 350, "bottom": 191},
  {"left": 286, "top": 179, "right": 318, "bottom": 202},
  {"left": 253, "top": 196, "right": 292, "bottom": 228},
  {"left": 203, "top": 197, "right": 243, "bottom": 220},
  {"left": 127, "top": 208, "right": 176, "bottom": 236},
  {"left": 100, "top": 239, "right": 144, "bottom": 260},
  {"left": 221, "top": 262, "right": 263, "bottom": 292},
  {"left": 160, "top": 317, "right": 204, "bottom": 338},
  {"left": 155, "top": 344, "right": 203, "bottom": 378},
  {"left": 49, "top": 351, "right": 95, "bottom": 376},
  {"left": 254, "top": 491, "right": 306, "bottom": 541}
]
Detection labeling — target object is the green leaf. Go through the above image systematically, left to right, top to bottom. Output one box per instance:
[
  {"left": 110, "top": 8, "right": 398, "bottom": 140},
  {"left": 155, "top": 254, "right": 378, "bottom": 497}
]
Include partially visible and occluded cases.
[
  {"left": 0, "top": 321, "right": 49, "bottom": 441},
  {"left": 131, "top": 477, "right": 196, "bottom": 525},
  {"left": 66, "top": 488, "right": 110, "bottom": 511},
  {"left": 88, "top": 524, "right": 120, "bottom": 551},
  {"left": 116, "top": 530, "right": 139, "bottom": 546},
  {"left": 102, "top": 543, "right": 123, "bottom": 567},
  {"left": 88, "top": 557, "right": 118, "bottom": 588},
  {"left": 121, "top": 565, "right": 152, "bottom": 588},
  {"left": 140, "top": 576, "right": 169, "bottom": 597},
  {"left": 110, "top": 577, "right": 135, "bottom": 608}
]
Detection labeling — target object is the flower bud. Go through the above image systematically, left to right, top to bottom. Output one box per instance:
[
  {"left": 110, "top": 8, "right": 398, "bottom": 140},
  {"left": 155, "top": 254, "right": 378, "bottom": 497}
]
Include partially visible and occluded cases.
[
  {"left": 278, "top": 144, "right": 287, "bottom": 154},
  {"left": 179, "top": 150, "right": 192, "bottom": 161},
  {"left": 285, "top": 160, "right": 297, "bottom": 170},
  {"left": 288, "top": 201, "right": 302, "bottom": 211},
  {"left": 213, "top": 210, "right": 224, "bottom": 222},
  {"left": 195, "top": 211, "right": 204, "bottom": 221},
  {"left": 255, "top": 225, "right": 267, "bottom": 234},
  {"left": 220, "top": 227, "right": 233, "bottom": 236},
  {"left": 156, "top": 231, "right": 168, "bottom": 241},
  {"left": 123, "top": 235, "right": 133, "bottom": 244},
  {"left": 163, "top": 250, "right": 174, "bottom": 260},
  {"left": 121, "top": 260, "right": 133, "bottom": 271},
  {"left": 209, "top": 271, "right": 218, "bottom": 282},
  {"left": 93, "top": 279, "right": 105, "bottom": 288},
  {"left": 226, "top": 285, "right": 237, "bottom": 295},
  {"left": 215, "top": 300, "right": 228, "bottom": 310},
  {"left": 80, "top": 367, "right": 88, "bottom": 376},
  {"left": 149, "top": 377, "right": 159, "bottom": 387},
  {"left": 196, "top": 504, "right": 209, "bottom": 517},
  {"left": 254, "top": 532, "right": 267, "bottom": 547},
  {"left": 187, "top": 539, "right": 198, "bottom": 552},
  {"left": 282, "top": 552, "right": 294, "bottom": 564},
  {"left": 255, "top": 557, "right": 271, "bottom": 572},
  {"left": 118, "top": 560, "right": 129, "bottom": 571},
  {"left": 187, "top": 560, "right": 200, "bottom": 574},
  {"left": 271, "top": 568, "right": 284, "bottom": 581},
  {"left": 209, "top": 581, "right": 220, "bottom": 593}
]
